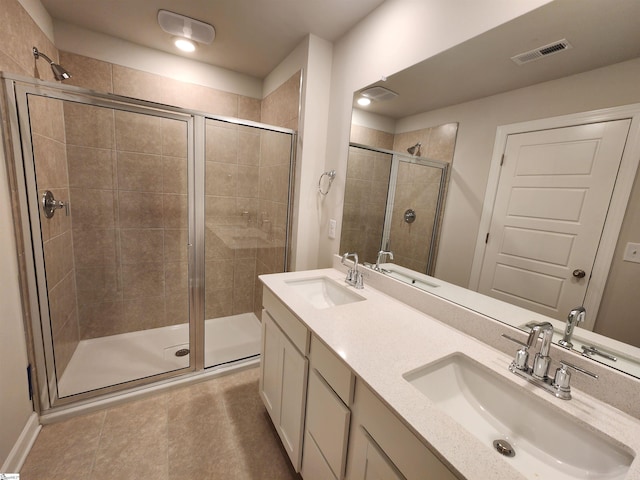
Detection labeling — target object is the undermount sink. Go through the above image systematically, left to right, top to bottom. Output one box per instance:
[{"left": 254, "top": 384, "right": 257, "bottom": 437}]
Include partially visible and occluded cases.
[
  {"left": 285, "top": 276, "right": 365, "bottom": 309},
  {"left": 403, "top": 354, "right": 633, "bottom": 480}
]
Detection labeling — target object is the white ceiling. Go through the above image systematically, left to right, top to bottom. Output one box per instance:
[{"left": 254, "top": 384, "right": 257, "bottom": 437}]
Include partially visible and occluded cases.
[
  {"left": 40, "top": 0, "right": 386, "bottom": 78},
  {"left": 355, "top": 0, "right": 640, "bottom": 119}
]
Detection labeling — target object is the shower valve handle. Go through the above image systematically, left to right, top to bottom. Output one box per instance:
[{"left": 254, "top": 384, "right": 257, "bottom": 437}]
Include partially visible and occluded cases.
[{"left": 42, "top": 190, "right": 69, "bottom": 218}]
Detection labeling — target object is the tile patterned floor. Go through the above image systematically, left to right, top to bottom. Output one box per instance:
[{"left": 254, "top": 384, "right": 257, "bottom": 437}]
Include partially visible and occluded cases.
[{"left": 20, "top": 367, "right": 299, "bottom": 479}]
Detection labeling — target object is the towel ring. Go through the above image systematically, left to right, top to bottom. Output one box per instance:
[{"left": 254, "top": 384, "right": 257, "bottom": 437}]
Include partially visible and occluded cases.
[{"left": 318, "top": 170, "right": 336, "bottom": 195}]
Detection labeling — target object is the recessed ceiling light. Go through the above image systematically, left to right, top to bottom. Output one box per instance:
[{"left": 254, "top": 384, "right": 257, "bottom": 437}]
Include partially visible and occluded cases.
[
  {"left": 174, "top": 37, "right": 196, "bottom": 52},
  {"left": 357, "top": 97, "right": 371, "bottom": 106}
]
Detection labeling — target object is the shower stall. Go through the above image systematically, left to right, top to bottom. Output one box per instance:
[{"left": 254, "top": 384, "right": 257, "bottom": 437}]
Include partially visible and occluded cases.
[
  {"left": 2, "top": 74, "right": 296, "bottom": 410},
  {"left": 341, "top": 143, "right": 449, "bottom": 275}
]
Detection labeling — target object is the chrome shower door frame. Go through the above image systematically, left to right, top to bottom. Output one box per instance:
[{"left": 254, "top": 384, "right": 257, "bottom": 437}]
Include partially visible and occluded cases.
[
  {"left": 3, "top": 73, "right": 298, "bottom": 412},
  {"left": 5, "top": 77, "right": 199, "bottom": 410},
  {"left": 349, "top": 142, "right": 450, "bottom": 275}
]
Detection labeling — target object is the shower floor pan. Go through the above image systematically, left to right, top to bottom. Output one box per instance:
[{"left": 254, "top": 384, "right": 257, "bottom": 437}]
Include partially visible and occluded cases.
[{"left": 57, "top": 313, "right": 260, "bottom": 398}]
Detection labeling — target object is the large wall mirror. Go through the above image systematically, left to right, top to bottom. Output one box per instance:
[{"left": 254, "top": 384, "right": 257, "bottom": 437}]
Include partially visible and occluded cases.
[{"left": 341, "top": 0, "right": 640, "bottom": 378}]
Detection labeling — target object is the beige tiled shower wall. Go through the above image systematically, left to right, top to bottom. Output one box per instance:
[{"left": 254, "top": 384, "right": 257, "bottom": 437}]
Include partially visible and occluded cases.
[
  {"left": 0, "top": 0, "right": 68, "bottom": 379},
  {"left": 58, "top": 53, "right": 262, "bottom": 121},
  {"left": 254, "top": 71, "right": 301, "bottom": 317},
  {"left": 29, "top": 96, "right": 79, "bottom": 377},
  {"left": 65, "top": 103, "right": 190, "bottom": 338},
  {"left": 204, "top": 119, "right": 260, "bottom": 320},
  {"left": 347, "top": 123, "right": 458, "bottom": 271},
  {"left": 393, "top": 124, "right": 457, "bottom": 272},
  {"left": 341, "top": 147, "right": 392, "bottom": 264},
  {"left": 390, "top": 161, "right": 445, "bottom": 272}
]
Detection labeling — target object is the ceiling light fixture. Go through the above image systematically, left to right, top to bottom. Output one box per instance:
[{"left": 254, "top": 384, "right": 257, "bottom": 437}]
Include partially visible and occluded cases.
[
  {"left": 158, "top": 10, "right": 215, "bottom": 52},
  {"left": 174, "top": 37, "right": 196, "bottom": 52},
  {"left": 357, "top": 97, "right": 371, "bottom": 106}
]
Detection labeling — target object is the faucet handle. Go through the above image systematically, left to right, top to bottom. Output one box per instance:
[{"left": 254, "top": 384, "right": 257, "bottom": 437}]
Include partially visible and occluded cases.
[
  {"left": 354, "top": 271, "right": 364, "bottom": 289},
  {"left": 502, "top": 334, "right": 529, "bottom": 370},
  {"left": 553, "top": 360, "right": 598, "bottom": 399},
  {"left": 558, "top": 360, "right": 598, "bottom": 379}
]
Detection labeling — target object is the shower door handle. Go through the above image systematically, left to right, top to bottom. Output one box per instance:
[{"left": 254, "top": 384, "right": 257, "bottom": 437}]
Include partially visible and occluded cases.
[{"left": 42, "top": 190, "right": 69, "bottom": 218}]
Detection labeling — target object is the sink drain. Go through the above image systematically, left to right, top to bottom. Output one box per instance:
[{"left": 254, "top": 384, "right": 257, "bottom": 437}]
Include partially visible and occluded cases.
[
  {"left": 175, "top": 348, "right": 190, "bottom": 357},
  {"left": 493, "top": 439, "right": 515, "bottom": 457}
]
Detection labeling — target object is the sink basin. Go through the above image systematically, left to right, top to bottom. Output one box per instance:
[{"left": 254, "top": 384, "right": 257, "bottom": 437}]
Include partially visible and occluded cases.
[
  {"left": 285, "top": 276, "right": 365, "bottom": 309},
  {"left": 403, "top": 354, "right": 633, "bottom": 480}
]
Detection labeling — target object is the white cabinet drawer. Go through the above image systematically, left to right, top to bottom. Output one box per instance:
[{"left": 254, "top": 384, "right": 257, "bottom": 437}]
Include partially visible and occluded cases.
[
  {"left": 263, "top": 287, "right": 310, "bottom": 354},
  {"left": 310, "top": 335, "right": 355, "bottom": 405},
  {"left": 305, "top": 368, "right": 351, "bottom": 479}
]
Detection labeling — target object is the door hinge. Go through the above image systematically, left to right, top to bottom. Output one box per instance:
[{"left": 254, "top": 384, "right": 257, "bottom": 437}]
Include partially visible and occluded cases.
[
  {"left": 500, "top": 154, "right": 505, "bottom": 166},
  {"left": 485, "top": 232, "right": 490, "bottom": 244},
  {"left": 27, "top": 364, "right": 33, "bottom": 401}
]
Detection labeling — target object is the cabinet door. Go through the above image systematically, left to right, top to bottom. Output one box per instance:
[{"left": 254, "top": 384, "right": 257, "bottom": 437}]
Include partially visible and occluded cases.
[
  {"left": 259, "top": 310, "right": 308, "bottom": 472},
  {"left": 260, "top": 312, "right": 282, "bottom": 426},
  {"left": 279, "top": 332, "right": 308, "bottom": 470},
  {"left": 305, "top": 369, "right": 351, "bottom": 478},
  {"left": 357, "top": 428, "right": 406, "bottom": 480},
  {"left": 302, "top": 430, "right": 339, "bottom": 480}
]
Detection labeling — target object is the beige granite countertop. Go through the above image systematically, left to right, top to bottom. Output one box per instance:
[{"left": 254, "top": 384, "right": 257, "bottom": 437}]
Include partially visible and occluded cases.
[{"left": 260, "top": 268, "right": 640, "bottom": 480}]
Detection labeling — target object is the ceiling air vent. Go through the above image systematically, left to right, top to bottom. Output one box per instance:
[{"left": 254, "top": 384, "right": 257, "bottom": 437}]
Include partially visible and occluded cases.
[
  {"left": 511, "top": 39, "right": 573, "bottom": 65},
  {"left": 360, "top": 86, "right": 398, "bottom": 102}
]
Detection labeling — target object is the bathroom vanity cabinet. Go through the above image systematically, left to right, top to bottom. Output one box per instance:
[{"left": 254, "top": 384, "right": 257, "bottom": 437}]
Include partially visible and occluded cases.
[
  {"left": 258, "top": 268, "right": 640, "bottom": 480},
  {"left": 260, "top": 285, "right": 458, "bottom": 480},
  {"left": 260, "top": 288, "right": 309, "bottom": 471}
]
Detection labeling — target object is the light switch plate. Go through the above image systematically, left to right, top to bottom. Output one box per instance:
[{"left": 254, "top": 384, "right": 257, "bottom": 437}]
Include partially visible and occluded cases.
[
  {"left": 328, "top": 219, "right": 337, "bottom": 239},
  {"left": 623, "top": 242, "right": 640, "bottom": 263}
]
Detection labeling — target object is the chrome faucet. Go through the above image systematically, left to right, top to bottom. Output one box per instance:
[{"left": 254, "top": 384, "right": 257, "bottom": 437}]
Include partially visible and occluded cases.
[
  {"left": 374, "top": 250, "right": 394, "bottom": 271},
  {"left": 341, "top": 252, "right": 363, "bottom": 289},
  {"left": 558, "top": 306, "right": 585, "bottom": 349},
  {"left": 502, "top": 321, "right": 597, "bottom": 400},
  {"left": 528, "top": 322, "right": 554, "bottom": 379}
]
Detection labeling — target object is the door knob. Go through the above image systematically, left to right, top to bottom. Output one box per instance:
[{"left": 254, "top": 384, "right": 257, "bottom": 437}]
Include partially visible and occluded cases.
[{"left": 572, "top": 269, "right": 586, "bottom": 279}]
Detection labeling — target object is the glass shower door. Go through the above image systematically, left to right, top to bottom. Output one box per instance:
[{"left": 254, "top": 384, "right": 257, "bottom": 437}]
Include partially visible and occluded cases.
[
  {"left": 20, "top": 89, "right": 194, "bottom": 404},
  {"left": 203, "top": 118, "right": 294, "bottom": 368}
]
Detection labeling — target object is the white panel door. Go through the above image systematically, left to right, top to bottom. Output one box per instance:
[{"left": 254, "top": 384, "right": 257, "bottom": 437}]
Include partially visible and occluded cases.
[{"left": 478, "top": 120, "right": 631, "bottom": 319}]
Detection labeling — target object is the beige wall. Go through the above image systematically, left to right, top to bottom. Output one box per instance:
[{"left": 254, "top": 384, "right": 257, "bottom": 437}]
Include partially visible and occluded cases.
[
  {"left": 0, "top": 0, "right": 57, "bottom": 467},
  {"left": 595, "top": 171, "right": 640, "bottom": 347}
]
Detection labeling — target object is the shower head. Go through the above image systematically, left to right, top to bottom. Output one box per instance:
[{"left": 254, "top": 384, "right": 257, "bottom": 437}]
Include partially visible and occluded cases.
[
  {"left": 33, "top": 47, "right": 72, "bottom": 81},
  {"left": 407, "top": 142, "right": 422, "bottom": 156}
]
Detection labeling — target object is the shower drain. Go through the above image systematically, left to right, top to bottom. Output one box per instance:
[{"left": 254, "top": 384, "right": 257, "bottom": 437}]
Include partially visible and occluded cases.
[
  {"left": 175, "top": 348, "right": 190, "bottom": 357},
  {"left": 493, "top": 439, "right": 515, "bottom": 457}
]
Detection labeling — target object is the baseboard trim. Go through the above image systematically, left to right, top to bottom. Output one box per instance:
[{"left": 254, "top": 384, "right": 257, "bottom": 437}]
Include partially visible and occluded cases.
[{"left": 1, "top": 412, "right": 41, "bottom": 473}]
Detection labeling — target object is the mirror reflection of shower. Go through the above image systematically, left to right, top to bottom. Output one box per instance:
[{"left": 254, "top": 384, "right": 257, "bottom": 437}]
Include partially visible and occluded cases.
[{"left": 341, "top": 143, "right": 449, "bottom": 275}]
